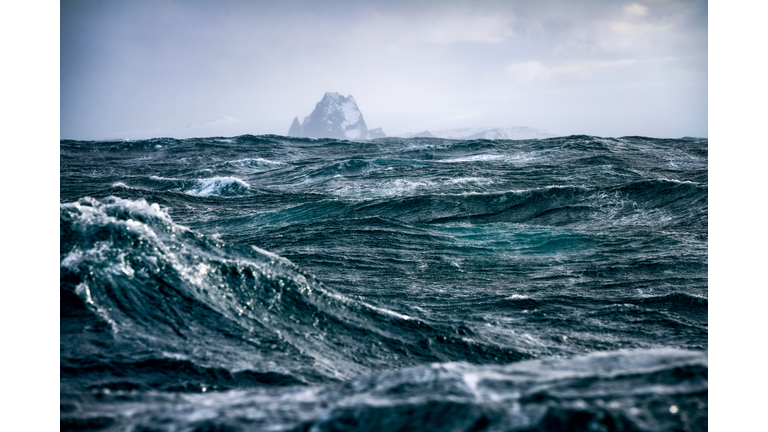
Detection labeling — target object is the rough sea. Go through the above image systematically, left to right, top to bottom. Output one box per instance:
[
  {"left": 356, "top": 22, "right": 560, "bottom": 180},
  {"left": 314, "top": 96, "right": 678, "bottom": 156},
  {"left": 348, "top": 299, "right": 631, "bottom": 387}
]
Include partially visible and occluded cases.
[{"left": 60, "top": 135, "right": 708, "bottom": 431}]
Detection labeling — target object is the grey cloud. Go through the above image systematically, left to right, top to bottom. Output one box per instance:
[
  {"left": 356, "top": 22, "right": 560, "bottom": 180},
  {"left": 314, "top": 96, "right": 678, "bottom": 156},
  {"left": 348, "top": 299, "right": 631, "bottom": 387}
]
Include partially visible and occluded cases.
[{"left": 61, "top": 0, "right": 706, "bottom": 139}]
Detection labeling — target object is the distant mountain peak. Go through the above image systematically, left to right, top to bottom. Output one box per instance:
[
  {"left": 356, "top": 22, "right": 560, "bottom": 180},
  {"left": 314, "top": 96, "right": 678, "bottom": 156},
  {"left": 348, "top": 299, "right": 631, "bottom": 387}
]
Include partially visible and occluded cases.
[
  {"left": 288, "top": 93, "right": 385, "bottom": 140},
  {"left": 288, "top": 117, "right": 302, "bottom": 137},
  {"left": 402, "top": 126, "right": 555, "bottom": 140}
]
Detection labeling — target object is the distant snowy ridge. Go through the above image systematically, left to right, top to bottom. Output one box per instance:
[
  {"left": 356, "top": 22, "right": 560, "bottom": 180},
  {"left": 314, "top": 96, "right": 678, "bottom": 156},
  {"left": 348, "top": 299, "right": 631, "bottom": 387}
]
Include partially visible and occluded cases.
[
  {"left": 288, "top": 92, "right": 386, "bottom": 140},
  {"left": 402, "top": 127, "right": 556, "bottom": 140}
]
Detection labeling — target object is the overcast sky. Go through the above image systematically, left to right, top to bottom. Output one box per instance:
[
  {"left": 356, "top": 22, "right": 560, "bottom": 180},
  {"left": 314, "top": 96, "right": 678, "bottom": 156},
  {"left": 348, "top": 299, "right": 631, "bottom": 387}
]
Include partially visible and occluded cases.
[{"left": 61, "top": 0, "right": 707, "bottom": 139}]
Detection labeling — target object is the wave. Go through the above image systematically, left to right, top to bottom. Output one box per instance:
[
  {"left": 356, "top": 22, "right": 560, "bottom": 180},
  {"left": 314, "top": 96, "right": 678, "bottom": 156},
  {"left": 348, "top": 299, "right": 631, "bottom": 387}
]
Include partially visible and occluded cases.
[
  {"left": 60, "top": 135, "right": 708, "bottom": 430},
  {"left": 437, "top": 150, "right": 551, "bottom": 164},
  {"left": 225, "top": 157, "right": 286, "bottom": 172},
  {"left": 108, "top": 176, "right": 254, "bottom": 197},
  {"left": 184, "top": 177, "right": 251, "bottom": 197},
  {"left": 330, "top": 177, "right": 497, "bottom": 199},
  {"left": 211, "top": 178, "right": 706, "bottom": 240},
  {"left": 339, "top": 179, "right": 707, "bottom": 228},
  {"left": 60, "top": 197, "right": 536, "bottom": 390},
  {"left": 632, "top": 292, "right": 708, "bottom": 323},
  {"left": 61, "top": 348, "right": 707, "bottom": 432}
]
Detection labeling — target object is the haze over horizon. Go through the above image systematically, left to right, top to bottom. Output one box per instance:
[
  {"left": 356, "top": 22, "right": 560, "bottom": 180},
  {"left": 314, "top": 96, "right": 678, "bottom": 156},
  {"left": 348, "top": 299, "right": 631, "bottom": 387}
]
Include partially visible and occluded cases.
[{"left": 61, "top": 0, "right": 707, "bottom": 140}]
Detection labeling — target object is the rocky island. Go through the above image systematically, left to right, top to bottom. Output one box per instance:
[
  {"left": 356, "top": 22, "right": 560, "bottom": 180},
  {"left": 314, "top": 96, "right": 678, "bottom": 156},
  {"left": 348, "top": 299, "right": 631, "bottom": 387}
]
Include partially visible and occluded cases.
[{"left": 288, "top": 92, "right": 386, "bottom": 140}]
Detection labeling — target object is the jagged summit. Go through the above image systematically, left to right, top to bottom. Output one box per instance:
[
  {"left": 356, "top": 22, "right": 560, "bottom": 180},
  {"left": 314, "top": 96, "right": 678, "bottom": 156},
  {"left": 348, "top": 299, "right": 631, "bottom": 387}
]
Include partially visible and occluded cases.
[
  {"left": 288, "top": 92, "right": 386, "bottom": 140},
  {"left": 288, "top": 117, "right": 302, "bottom": 137},
  {"left": 367, "top": 127, "right": 386, "bottom": 139}
]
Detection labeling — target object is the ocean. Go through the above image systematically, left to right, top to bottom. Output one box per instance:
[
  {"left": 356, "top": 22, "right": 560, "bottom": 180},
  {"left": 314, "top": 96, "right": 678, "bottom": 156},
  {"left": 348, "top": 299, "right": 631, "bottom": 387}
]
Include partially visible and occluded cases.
[{"left": 60, "top": 135, "right": 708, "bottom": 431}]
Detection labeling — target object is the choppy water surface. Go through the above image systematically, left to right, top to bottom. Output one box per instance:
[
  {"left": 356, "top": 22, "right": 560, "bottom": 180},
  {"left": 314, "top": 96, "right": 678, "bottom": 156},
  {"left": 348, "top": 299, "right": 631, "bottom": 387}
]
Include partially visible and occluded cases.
[{"left": 60, "top": 135, "right": 707, "bottom": 431}]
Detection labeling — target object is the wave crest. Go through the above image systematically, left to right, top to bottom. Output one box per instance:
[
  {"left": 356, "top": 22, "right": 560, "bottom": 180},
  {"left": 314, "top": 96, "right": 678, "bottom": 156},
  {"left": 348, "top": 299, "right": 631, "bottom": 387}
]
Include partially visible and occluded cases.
[
  {"left": 184, "top": 177, "right": 251, "bottom": 197},
  {"left": 60, "top": 197, "right": 534, "bottom": 388}
]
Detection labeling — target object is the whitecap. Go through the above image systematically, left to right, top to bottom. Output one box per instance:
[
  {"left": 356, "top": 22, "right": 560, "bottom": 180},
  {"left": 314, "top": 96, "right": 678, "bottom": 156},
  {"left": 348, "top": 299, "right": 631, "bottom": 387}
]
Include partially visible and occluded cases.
[
  {"left": 437, "top": 151, "right": 548, "bottom": 164},
  {"left": 438, "top": 154, "right": 506, "bottom": 163},
  {"left": 227, "top": 157, "right": 286, "bottom": 169},
  {"left": 149, "top": 175, "right": 178, "bottom": 181},
  {"left": 185, "top": 177, "right": 251, "bottom": 197},
  {"left": 330, "top": 177, "right": 494, "bottom": 198}
]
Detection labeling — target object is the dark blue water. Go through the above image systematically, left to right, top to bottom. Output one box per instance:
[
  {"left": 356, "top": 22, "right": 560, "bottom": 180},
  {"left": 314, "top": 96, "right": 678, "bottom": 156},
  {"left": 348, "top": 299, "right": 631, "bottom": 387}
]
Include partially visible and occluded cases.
[{"left": 60, "top": 135, "right": 707, "bottom": 431}]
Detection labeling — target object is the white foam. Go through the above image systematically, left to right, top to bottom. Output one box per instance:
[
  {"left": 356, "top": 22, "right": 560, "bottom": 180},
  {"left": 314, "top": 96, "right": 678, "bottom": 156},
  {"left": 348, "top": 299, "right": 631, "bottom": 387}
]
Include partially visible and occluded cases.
[
  {"left": 399, "top": 142, "right": 450, "bottom": 152},
  {"left": 438, "top": 150, "right": 548, "bottom": 164},
  {"left": 439, "top": 154, "right": 506, "bottom": 163},
  {"left": 226, "top": 158, "right": 285, "bottom": 170},
  {"left": 149, "top": 175, "right": 180, "bottom": 181},
  {"left": 185, "top": 177, "right": 251, "bottom": 197},
  {"left": 331, "top": 177, "right": 495, "bottom": 198},
  {"left": 446, "top": 177, "right": 495, "bottom": 186},
  {"left": 656, "top": 177, "right": 699, "bottom": 185},
  {"left": 331, "top": 179, "right": 430, "bottom": 198},
  {"left": 74, "top": 282, "right": 94, "bottom": 305}
]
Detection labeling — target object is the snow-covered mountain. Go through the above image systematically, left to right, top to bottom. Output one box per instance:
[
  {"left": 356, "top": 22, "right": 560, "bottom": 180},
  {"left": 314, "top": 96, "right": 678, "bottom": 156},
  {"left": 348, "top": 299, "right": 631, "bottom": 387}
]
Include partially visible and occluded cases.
[
  {"left": 288, "top": 92, "right": 386, "bottom": 140},
  {"left": 402, "top": 127, "right": 555, "bottom": 140}
]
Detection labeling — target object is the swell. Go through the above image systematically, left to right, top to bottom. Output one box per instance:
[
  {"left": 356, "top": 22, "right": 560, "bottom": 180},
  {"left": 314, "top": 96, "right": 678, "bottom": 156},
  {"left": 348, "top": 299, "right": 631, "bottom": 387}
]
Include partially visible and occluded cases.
[
  {"left": 60, "top": 135, "right": 708, "bottom": 430},
  {"left": 61, "top": 135, "right": 707, "bottom": 214},
  {"left": 107, "top": 176, "right": 255, "bottom": 197},
  {"left": 202, "top": 179, "right": 706, "bottom": 230},
  {"left": 60, "top": 196, "right": 534, "bottom": 389},
  {"left": 61, "top": 348, "right": 708, "bottom": 432},
  {"left": 61, "top": 356, "right": 304, "bottom": 393}
]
